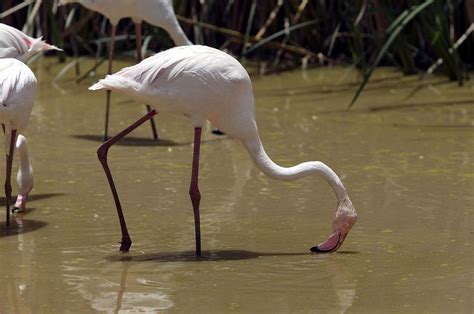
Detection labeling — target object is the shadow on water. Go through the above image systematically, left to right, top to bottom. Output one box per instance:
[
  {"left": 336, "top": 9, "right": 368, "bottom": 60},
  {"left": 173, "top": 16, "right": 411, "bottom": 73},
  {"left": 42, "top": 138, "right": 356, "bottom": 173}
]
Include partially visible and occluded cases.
[
  {"left": 255, "top": 75, "right": 451, "bottom": 98},
  {"left": 315, "top": 99, "right": 474, "bottom": 115},
  {"left": 368, "top": 99, "right": 474, "bottom": 112},
  {"left": 73, "top": 134, "right": 229, "bottom": 147},
  {"left": 73, "top": 134, "right": 182, "bottom": 147},
  {"left": 0, "top": 193, "right": 65, "bottom": 206},
  {"left": 0, "top": 219, "right": 48, "bottom": 237},
  {"left": 106, "top": 249, "right": 359, "bottom": 263}
]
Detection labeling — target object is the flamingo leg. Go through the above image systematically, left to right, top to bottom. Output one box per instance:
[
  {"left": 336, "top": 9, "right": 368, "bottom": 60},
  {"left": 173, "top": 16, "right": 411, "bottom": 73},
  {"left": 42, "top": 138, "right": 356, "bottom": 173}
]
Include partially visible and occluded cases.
[
  {"left": 134, "top": 22, "right": 159, "bottom": 141},
  {"left": 104, "top": 25, "right": 116, "bottom": 142},
  {"left": 97, "top": 110, "right": 157, "bottom": 252},
  {"left": 189, "top": 127, "right": 202, "bottom": 256},
  {"left": 5, "top": 129, "right": 17, "bottom": 226}
]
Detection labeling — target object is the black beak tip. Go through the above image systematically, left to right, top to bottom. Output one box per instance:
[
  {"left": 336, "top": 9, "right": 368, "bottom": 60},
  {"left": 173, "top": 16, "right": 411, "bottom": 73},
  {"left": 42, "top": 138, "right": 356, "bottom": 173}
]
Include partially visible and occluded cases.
[
  {"left": 211, "top": 128, "right": 225, "bottom": 136},
  {"left": 310, "top": 245, "right": 335, "bottom": 253}
]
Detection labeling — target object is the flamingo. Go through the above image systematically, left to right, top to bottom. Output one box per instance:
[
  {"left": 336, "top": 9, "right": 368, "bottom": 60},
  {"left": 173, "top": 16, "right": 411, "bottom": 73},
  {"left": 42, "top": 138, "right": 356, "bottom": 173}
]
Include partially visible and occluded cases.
[
  {"left": 59, "top": 0, "right": 192, "bottom": 141},
  {"left": 0, "top": 23, "right": 62, "bottom": 62},
  {"left": 0, "top": 23, "right": 52, "bottom": 216},
  {"left": 89, "top": 45, "right": 357, "bottom": 254},
  {"left": 0, "top": 58, "right": 36, "bottom": 224}
]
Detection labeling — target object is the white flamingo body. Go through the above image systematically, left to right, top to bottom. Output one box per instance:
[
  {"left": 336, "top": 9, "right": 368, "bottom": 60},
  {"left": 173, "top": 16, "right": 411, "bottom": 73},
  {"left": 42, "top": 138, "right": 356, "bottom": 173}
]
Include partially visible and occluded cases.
[
  {"left": 59, "top": 0, "right": 191, "bottom": 46},
  {"left": 0, "top": 23, "right": 62, "bottom": 63},
  {"left": 90, "top": 45, "right": 357, "bottom": 253},
  {"left": 93, "top": 46, "right": 254, "bottom": 138},
  {"left": 0, "top": 58, "right": 36, "bottom": 217},
  {"left": 0, "top": 59, "right": 36, "bottom": 129}
]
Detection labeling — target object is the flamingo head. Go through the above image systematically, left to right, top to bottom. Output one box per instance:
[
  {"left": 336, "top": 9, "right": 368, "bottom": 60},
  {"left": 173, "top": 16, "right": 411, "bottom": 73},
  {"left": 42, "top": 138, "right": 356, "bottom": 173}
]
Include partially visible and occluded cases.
[
  {"left": 12, "top": 192, "right": 30, "bottom": 213},
  {"left": 311, "top": 196, "right": 357, "bottom": 253}
]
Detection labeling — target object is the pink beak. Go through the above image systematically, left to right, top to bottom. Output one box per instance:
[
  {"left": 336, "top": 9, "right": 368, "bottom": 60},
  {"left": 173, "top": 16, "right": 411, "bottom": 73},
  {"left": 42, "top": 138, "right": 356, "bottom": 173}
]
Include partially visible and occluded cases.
[
  {"left": 12, "top": 193, "right": 28, "bottom": 213},
  {"left": 310, "top": 197, "right": 357, "bottom": 253},
  {"left": 310, "top": 230, "right": 345, "bottom": 253}
]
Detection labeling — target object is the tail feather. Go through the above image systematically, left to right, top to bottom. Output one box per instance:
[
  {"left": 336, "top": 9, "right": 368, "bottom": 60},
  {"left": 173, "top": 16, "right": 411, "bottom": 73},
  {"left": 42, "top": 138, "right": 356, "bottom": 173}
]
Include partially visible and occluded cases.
[
  {"left": 29, "top": 37, "right": 63, "bottom": 53},
  {"left": 89, "top": 75, "right": 142, "bottom": 93},
  {"left": 89, "top": 75, "right": 154, "bottom": 105}
]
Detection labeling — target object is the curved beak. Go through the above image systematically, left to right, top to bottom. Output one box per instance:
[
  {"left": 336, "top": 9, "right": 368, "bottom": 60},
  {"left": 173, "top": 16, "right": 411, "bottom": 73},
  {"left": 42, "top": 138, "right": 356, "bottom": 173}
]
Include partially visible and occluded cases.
[
  {"left": 310, "top": 197, "right": 357, "bottom": 253},
  {"left": 310, "top": 230, "right": 345, "bottom": 253}
]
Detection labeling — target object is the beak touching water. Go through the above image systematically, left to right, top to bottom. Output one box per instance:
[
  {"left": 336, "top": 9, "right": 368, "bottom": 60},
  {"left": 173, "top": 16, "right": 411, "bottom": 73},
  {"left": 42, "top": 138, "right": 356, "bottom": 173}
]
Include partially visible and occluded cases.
[{"left": 311, "top": 197, "right": 357, "bottom": 253}]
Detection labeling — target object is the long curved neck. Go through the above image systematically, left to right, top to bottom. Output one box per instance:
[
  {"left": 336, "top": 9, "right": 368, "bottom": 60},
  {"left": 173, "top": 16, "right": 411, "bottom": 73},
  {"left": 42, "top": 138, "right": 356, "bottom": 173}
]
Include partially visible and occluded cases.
[
  {"left": 167, "top": 22, "right": 192, "bottom": 46},
  {"left": 15, "top": 135, "right": 33, "bottom": 194},
  {"left": 17, "top": 136, "right": 30, "bottom": 171},
  {"left": 243, "top": 136, "right": 348, "bottom": 201}
]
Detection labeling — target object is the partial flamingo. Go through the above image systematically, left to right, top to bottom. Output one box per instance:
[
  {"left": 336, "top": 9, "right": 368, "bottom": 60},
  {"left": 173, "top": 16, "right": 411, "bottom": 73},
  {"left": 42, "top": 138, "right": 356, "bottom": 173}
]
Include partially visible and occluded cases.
[
  {"left": 60, "top": 0, "right": 192, "bottom": 141},
  {"left": 0, "top": 23, "right": 62, "bottom": 62},
  {"left": 0, "top": 23, "right": 49, "bottom": 215},
  {"left": 89, "top": 45, "right": 357, "bottom": 254},
  {"left": 0, "top": 58, "right": 36, "bottom": 224}
]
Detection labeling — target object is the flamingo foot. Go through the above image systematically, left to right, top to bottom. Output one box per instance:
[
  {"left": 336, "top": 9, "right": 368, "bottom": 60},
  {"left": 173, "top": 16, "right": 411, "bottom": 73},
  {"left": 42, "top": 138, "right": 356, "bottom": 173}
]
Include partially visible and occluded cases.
[
  {"left": 310, "top": 197, "right": 357, "bottom": 253},
  {"left": 119, "top": 237, "right": 132, "bottom": 252}
]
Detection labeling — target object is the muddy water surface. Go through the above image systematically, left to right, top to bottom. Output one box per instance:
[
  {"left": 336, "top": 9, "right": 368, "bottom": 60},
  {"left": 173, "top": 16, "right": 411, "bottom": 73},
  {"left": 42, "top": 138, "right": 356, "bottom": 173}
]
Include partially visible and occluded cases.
[{"left": 0, "top": 59, "right": 472, "bottom": 313}]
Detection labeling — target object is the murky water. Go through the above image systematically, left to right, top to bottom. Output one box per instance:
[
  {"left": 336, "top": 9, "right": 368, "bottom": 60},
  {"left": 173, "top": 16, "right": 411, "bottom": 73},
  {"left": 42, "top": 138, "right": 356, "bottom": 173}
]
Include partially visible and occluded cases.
[{"left": 0, "top": 58, "right": 472, "bottom": 313}]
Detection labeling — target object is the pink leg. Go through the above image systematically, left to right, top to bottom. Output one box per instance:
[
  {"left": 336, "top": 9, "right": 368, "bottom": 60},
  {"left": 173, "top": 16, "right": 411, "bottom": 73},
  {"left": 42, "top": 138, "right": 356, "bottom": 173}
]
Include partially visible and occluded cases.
[
  {"left": 134, "top": 22, "right": 159, "bottom": 141},
  {"left": 104, "top": 25, "right": 116, "bottom": 142},
  {"left": 97, "top": 110, "right": 157, "bottom": 252},
  {"left": 189, "top": 127, "right": 202, "bottom": 256},
  {"left": 5, "top": 130, "right": 17, "bottom": 226}
]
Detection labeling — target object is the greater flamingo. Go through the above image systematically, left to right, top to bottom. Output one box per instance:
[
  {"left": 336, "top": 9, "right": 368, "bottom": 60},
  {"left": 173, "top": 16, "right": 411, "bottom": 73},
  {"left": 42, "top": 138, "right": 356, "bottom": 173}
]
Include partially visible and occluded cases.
[
  {"left": 60, "top": 0, "right": 192, "bottom": 141},
  {"left": 0, "top": 23, "right": 62, "bottom": 62},
  {"left": 0, "top": 23, "right": 50, "bottom": 215},
  {"left": 89, "top": 45, "right": 357, "bottom": 254},
  {"left": 0, "top": 58, "right": 36, "bottom": 224}
]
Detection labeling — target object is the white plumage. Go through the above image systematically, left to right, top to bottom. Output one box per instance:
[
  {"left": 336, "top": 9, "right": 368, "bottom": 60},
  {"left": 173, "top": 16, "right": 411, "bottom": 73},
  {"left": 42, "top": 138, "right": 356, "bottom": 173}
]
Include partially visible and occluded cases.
[
  {"left": 60, "top": 0, "right": 191, "bottom": 46},
  {"left": 0, "top": 23, "right": 62, "bottom": 62},
  {"left": 90, "top": 46, "right": 357, "bottom": 253},
  {"left": 92, "top": 46, "right": 254, "bottom": 138},
  {"left": 0, "top": 58, "right": 36, "bottom": 218}
]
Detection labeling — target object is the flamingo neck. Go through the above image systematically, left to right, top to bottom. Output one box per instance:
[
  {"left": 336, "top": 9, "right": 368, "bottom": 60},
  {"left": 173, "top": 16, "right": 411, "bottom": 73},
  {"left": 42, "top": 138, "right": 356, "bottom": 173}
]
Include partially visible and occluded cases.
[
  {"left": 168, "top": 27, "right": 192, "bottom": 46},
  {"left": 16, "top": 135, "right": 33, "bottom": 194},
  {"left": 243, "top": 136, "right": 348, "bottom": 201},
  {"left": 17, "top": 137, "right": 29, "bottom": 169}
]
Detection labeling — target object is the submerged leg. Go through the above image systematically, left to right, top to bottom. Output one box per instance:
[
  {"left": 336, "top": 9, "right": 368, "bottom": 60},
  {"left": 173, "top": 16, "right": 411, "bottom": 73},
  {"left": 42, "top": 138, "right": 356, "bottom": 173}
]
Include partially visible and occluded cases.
[
  {"left": 134, "top": 22, "right": 159, "bottom": 141},
  {"left": 104, "top": 25, "right": 116, "bottom": 142},
  {"left": 97, "top": 110, "right": 157, "bottom": 252},
  {"left": 189, "top": 127, "right": 202, "bottom": 256},
  {"left": 5, "top": 130, "right": 17, "bottom": 226}
]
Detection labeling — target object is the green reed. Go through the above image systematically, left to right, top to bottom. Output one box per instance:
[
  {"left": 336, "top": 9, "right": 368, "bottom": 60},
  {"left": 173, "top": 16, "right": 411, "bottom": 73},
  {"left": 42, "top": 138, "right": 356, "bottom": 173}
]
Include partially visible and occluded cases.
[{"left": 1, "top": 0, "right": 471, "bottom": 106}]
